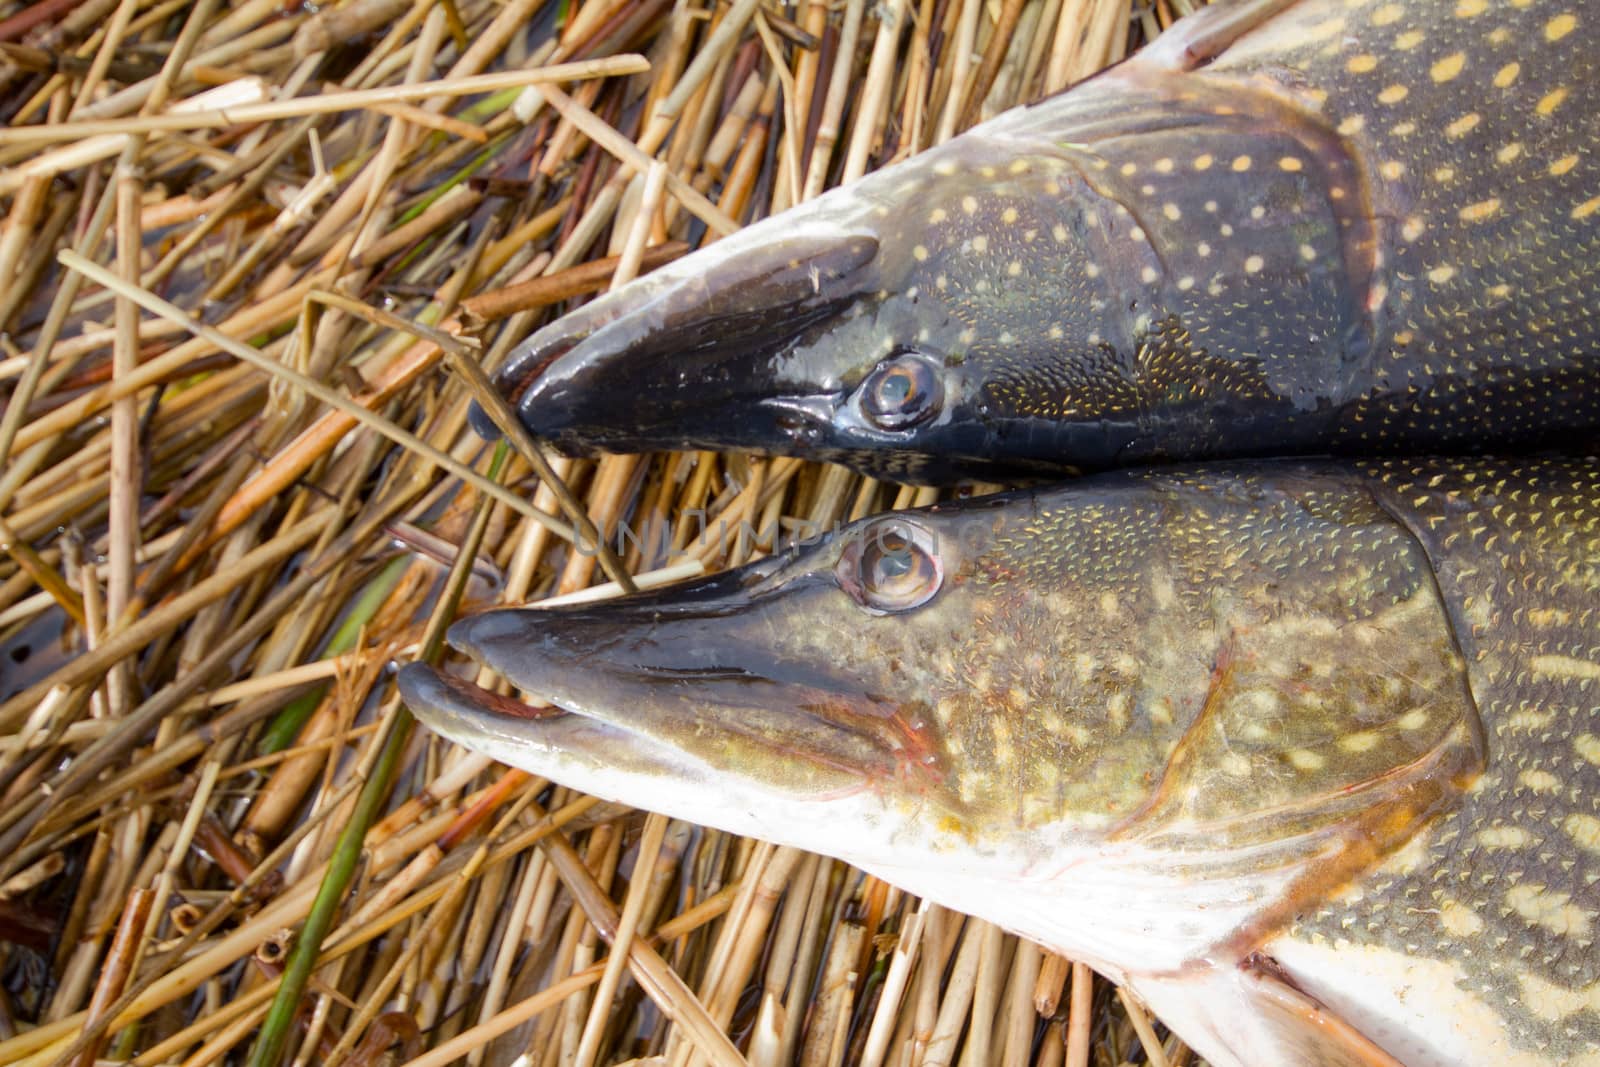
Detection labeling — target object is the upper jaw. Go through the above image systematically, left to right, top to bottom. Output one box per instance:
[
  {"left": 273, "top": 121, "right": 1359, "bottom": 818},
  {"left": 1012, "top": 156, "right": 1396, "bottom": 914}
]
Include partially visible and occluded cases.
[{"left": 471, "top": 226, "right": 882, "bottom": 448}]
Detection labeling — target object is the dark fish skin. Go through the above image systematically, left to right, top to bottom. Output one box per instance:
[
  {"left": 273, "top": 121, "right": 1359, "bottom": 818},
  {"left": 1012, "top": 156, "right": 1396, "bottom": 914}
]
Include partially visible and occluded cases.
[
  {"left": 481, "top": 0, "right": 1599, "bottom": 483},
  {"left": 401, "top": 455, "right": 1600, "bottom": 1067}
]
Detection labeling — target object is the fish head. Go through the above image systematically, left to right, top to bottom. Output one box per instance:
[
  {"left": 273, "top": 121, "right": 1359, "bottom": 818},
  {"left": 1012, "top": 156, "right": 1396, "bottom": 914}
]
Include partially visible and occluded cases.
[
  {"left": 483, "top": 122, "right": 1156, "bottom": 483},
  {"left": 401, "top": 468, "right": 1482, "bottom": 973}
]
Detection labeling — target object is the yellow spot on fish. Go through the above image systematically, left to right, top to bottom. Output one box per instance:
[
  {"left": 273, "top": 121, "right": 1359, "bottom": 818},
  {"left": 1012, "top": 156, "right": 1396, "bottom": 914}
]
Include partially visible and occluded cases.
[
  {"left": 1454, "top": 0, "right": 1486, "bottom": 15},
  {"left": 1372, "top": 3, "right": 1403, "bottom": 24},
  {"left": 1546, "top": 13, "right": 1577, "bottom": 41},
  {"left": 1394, "top": 30, "right": 1424, "bottom": 51},
  {"left": 1431, "top": 52, "right": 1465, "bottom": 82},
  {"left": 1347, "top": 54, "right": 1379, "bottom": 74},
  {"left": 1493, "top": 61, "right": 1520, "bottom": 88},
  {"left": 1377, "top": 83, "right": 1409, "bottom": 105},
  {"left": 1537, "top": 88, "right": 1569, "bottom": 116},
  {"left": 1446, "top": 113, "right": 1480, "bottom": 138},
  {"left": 1338, "top": 114, "right": 1366, "bottom": 135},
  {"left": 1391, "top": 120, "right": 1416, "bottom": 136},
  {"left": 1496, "top": 143, "right": 1522, "bottom": 164},
  {"left": 1193, "top": 153, "right": 1213, "bottom": 171},
  {"left": 1551, "top": 154, "right": 1580, "bottom": 176},
  {"left": 1232, "top": 155, "right": 1252, "bottom": 172},
  {"left": 1279, "top": 156, "right": 1303, "bottom": 173},
  {"left": 1155, "top": 158, "right": 1175, "bottom": 174},
  {"left": 1008, "top": 159, "right": 1030, "bottom": 174},
  {"left": 1380, "top": 160, "right": 1405, "bottom": 180},
  {"left": 933, "top": 161, "right": 957, "bottom": 176},
  {"left": 1433, "top": 165, "right": 1456, "bottom": 183},
  {"left": 961, "top": 196, "right": 977, "bottom": 215},
  {"left": 1459, "top": 198, "right": 1500, "bottom": 223},
  {"left": 1573, "top": 198, "right": 1600, "bottom": 221},
  {"left": 1162, "top": 203, "right": 1181, "bottom": 221},
  {"left": 1001, "top": 207, "right": 1018, "bottom": 224},
  {"left": 929, "top": 208, "right": 947, "bottom": 224},
  {"left": 1402, "top": 218, "right": 1426, "bottom": 241},
  {"left": 1052, "top": 225, "right": 1068, "bottom": 243},
  {"left": 971, "top": 235, "right": 988, "bottom": 252},
  {"left": 1196, "top": 241, "right": 1211, "bottom": 257},
  {"left": 1300, "top": 244, "right": 1317, "bottom": 262},
  {"left": 913, "top": 245, "right": 928, "bottom": 261},
  {"left": 1244, "top": 255, "right": 1265, "bottom": 274},
  {"left": 1007, "top": 261, "right": 1022, "bottom": 277},
  {"left": 1428, "top": 265, "right": 1457, "bottom": 284},
  {"left": 1140, "top": 266, "right": 1159, "bottom": 284},
  {"left": 1177, "top": 276, "right": 1195, "bottom": 291},
  {"left": 1048, "top": 324, "right": 1064, "bottom": 339},
  {"left": 1532, "top": 652, "right": 1600, "bottom": 677},
  {"left": 1106, "top": 691, "right": 1130, "bottom": 728},
  {"left": 1509, "top": 707, "right": 1557, "bottom": 731},
  {"left": 1398, "top": 708, "right": 1429, "bottom": 730},
  {"left": 1339, "top": 730, "right": 1380, "bottom": 753},
  {"left": 1575, "top": 733, "right": 1600, "bottom": 766},
  {"left": 1288, "top": 749, "right": 1325, "bottom": 772},
  {"left": 1221, "top": 752, "right": 1253, "bottom": 777},
  {"left": 1517, "top": 768, "right": 1561, "bottom": 793},
  {"left": 1565, "top": 814, "right": 1600, "bottom": 853},
  {"left": 1478, "top": 825, "right": 1533, "bottom": 848},
  {"left": 1505, "top": 884, "right": 1592, "bottom": 938},
  {"left": 1439, "top": 900, "right": 1483, "bottom": 937},
  {"left": 1518, "top": 974, "right": 1600, "bottom": 1023}
]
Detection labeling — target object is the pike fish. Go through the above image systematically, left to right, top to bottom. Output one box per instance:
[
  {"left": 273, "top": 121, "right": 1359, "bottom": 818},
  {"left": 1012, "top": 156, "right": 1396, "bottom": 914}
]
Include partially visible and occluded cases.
[
  {"left": 483, "top": 0, "right": 1599, "bottom": 482},
  {"left": 401, "top": 456, "right": 1600, "bottom": 1066}
]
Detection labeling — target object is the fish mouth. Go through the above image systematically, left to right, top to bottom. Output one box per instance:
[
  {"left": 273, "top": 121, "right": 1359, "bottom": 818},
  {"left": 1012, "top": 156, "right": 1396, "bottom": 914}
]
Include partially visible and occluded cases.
[
  {"left": 470, "top": 227, "right": 880, "bottom": 453},
  {"left": 399, "top": 562, "right": 938, "bottom": 799}
]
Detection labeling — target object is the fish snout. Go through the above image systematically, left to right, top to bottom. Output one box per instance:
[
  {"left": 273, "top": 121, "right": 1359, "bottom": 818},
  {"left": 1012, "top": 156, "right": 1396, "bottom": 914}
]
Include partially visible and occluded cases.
[{"left": 473, "top": 228, "right": 882, "bottom": 452}]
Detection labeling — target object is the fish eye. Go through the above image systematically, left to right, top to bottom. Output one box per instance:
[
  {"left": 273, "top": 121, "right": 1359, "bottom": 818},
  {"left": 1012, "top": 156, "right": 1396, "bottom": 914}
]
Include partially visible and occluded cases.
[
  {"left": 857, "top": 353, "right": 942, "bottom": 431},
  {"left": 835, "top": 519, "right": 943, "bottom": 613}
]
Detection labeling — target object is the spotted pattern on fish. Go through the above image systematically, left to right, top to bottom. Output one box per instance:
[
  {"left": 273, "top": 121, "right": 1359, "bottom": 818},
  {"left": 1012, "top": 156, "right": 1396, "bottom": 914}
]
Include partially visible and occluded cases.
[
  {"left": 960, "top": 0, "right": 1600, "bottom": 462},
  {"left": 1282, "top": 457, "right": 1600, "bottom": 1063}
]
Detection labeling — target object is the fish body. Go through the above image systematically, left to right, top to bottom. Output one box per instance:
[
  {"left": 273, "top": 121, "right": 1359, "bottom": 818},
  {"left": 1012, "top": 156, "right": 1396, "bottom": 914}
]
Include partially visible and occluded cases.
[
  {"left": 487, "top": 0, "right": 1600, "bottom": 482},
  {"left": 402, "top": 456, "right": 1600, "bottom": 1067}
]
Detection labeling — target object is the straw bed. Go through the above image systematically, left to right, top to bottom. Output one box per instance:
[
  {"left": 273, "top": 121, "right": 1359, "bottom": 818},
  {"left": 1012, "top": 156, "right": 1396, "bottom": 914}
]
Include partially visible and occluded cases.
[{"left": 0, "top": 0, "right": 1209, "bottom": 1062}]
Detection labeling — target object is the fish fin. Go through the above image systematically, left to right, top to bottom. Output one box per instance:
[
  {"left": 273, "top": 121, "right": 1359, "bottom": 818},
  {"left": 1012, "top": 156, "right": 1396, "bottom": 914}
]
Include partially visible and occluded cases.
[
  {"left": 1134, "top": 0, "right": 1302, "bottom": 71},
  {"left": 1128, "top": 958, "right": 1406, "bottom": 1067}
]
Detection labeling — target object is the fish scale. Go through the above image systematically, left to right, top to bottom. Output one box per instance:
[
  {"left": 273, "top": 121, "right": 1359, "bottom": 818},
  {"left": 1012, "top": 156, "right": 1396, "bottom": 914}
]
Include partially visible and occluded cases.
[{"left": 486, "top": 0, "right": 1600, "bottom": 482}]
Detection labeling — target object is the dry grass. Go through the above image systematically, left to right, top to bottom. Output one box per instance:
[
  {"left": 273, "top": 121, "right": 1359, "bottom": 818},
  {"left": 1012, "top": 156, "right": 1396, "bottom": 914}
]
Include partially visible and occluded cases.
[{"left": 0, "top": 0, "right": 1208, "bottom": 1062}]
